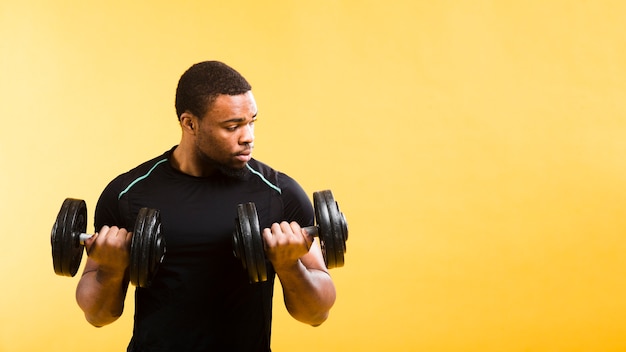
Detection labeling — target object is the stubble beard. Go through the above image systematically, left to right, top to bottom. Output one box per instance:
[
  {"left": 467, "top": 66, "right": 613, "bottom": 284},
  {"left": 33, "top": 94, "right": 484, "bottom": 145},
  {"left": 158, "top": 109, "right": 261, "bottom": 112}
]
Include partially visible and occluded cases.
[{"left": 197, "top": 149, "right": 250, "bottom": 180}]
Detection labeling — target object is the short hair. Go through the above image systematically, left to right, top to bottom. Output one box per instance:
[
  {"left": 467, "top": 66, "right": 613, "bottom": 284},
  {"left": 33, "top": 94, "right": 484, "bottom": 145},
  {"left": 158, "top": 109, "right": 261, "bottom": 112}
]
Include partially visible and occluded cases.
[{"left": 175, "top": 61, "right": 252, "bottom": 120}]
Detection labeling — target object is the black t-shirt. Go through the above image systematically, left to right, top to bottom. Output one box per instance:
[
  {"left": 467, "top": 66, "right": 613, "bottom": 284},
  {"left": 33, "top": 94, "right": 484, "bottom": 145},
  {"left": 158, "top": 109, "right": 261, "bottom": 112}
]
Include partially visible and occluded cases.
[{"left": 94, "top": 147, "right": 314, "bottom": 352}]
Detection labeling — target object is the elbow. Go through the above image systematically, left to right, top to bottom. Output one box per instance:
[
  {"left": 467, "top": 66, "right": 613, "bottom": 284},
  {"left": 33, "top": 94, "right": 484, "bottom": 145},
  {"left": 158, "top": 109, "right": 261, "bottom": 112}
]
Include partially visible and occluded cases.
[
  {"left": 76, "top": 281, "right": 125, "bottom": 327},
  {"left": 307, "top": 285, "right": 336, "bottom": 326},
  {"left": 77, "top": 294, "right": 123, "bottom": 328},
  {"left": 289, "top": 298, "right": 335, "bottom": 327},
  {"left": 289, "top": 308, "right": 331, "bottom": 327},
  {"left": 84, "top": 310, "right": 122, "bottom": 328},
  {"left": 308, "top": 311, "right": 330, "bottom": 327},
  {"left": 86, "top": 318, "right": 106, "bottom": 328}
]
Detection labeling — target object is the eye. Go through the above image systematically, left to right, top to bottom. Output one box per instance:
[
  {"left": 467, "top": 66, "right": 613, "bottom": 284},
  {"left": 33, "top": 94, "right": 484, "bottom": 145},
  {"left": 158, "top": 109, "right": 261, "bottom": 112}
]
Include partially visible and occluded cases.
[{"left": 224, "top": 118, "right": 256, "bottom": 132}]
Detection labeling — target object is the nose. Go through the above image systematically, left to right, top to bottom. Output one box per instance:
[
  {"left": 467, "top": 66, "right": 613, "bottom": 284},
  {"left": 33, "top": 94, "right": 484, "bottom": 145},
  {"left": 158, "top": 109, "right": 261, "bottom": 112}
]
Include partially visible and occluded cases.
[{"left": 239, "top": 123, "right": 254, "bottom": 145}]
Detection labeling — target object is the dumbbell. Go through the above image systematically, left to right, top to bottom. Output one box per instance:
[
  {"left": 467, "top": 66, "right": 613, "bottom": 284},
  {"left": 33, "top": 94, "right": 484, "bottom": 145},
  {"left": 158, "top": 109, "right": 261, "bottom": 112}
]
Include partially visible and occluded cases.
[
  {"left": 232, "top": 190, "right": 348, "bottom": 283},
  {"left": 51, "top": 198, "right": 166, "bottom": 288}
]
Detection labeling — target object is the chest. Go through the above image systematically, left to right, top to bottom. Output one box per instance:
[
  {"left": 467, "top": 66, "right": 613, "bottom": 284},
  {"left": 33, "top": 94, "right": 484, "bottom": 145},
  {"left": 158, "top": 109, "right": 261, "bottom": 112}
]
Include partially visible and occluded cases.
[{"left": 121, "top": 175, "right": 284, "bottom": 250}]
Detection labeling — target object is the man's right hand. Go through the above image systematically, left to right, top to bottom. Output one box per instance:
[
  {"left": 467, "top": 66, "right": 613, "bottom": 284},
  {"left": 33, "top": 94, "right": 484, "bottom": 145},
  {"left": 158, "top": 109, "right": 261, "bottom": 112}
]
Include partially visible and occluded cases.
[{"left": 84, "top": 225, "right": 132, "bottom": 275}]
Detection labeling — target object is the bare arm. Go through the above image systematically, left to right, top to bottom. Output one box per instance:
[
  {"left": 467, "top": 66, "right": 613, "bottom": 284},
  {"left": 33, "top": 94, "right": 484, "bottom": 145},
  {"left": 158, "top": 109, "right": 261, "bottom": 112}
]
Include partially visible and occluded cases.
[
  {"left": 263, "top": 222, "right": 336, "bottom": 326},
  {"left": 75, "top": 226, "right": 132, "bottom": 327}
]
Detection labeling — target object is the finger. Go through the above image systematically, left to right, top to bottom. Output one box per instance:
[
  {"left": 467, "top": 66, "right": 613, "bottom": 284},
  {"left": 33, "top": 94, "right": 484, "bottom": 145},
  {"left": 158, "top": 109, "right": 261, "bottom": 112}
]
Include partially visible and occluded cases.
[
  {"left": 279, "top": 221, "right": 295, "bottom": 236},
  {"left": 285, "top": 221, "right": 311, "bottom": 251},
  {"left": 84, "top": 225, "right": 108, "bottom": 253},
  {"left": 301, "top": 226, "right": 315, "bottom": 240},
  {"left": 111, "top": 228, "right": 131, "bottom": 249},
  {"left": 262, "top": 228, "right": 275, "bottom": 248},
  {"left": 300, "top": 228, "right": 313, "bottom": 251},
  {"left": 84, "top": 231, "right": 98, "bottom": 245},
  {"left": 84, "top": 233, "right": 97, "bottom": 254}
]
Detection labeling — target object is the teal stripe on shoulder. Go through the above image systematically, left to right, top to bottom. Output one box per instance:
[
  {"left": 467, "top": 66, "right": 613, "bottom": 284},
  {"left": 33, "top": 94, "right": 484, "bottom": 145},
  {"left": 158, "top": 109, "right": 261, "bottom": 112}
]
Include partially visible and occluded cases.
[
  {"left": 118, "top": 158, "right": 169, "bottom": 199},
  {"left": 246, "top": 164, "right": 282, "bottom": 194}
]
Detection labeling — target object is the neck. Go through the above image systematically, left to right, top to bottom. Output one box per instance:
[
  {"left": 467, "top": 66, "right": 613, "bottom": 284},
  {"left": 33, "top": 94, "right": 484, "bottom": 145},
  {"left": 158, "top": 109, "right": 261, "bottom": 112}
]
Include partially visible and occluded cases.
[{"left": 171, "top": 142, "right": 217, "bottom": 177}]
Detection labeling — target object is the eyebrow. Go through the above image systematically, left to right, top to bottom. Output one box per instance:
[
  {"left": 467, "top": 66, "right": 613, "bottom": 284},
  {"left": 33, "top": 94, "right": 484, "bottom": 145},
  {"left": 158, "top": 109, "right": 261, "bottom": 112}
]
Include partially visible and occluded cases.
[{"left": 221, "top": 113, "right": 258, "bottom": 124}]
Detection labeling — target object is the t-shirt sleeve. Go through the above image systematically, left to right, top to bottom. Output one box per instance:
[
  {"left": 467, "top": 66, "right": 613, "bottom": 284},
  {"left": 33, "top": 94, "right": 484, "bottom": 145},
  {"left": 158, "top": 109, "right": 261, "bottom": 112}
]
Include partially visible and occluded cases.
[
  {"left": 278, "top": 172, "right": 315, "bottom": 228},
  {"left": 93, "top": 175, "right": 127, "bottom": 232}
]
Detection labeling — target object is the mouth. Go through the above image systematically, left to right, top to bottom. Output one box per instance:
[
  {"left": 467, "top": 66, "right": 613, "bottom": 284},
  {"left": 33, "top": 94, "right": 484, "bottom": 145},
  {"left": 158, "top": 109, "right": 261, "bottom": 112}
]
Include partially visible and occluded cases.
[{"left": 234, "top": 148, "right": 253, "bottom": 162}]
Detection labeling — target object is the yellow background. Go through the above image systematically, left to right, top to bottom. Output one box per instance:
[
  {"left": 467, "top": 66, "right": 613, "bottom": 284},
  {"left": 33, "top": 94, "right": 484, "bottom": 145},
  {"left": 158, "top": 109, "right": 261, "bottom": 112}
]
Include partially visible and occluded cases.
[{"left": 1, "top": 1, "right": 626, "bottom": 351}]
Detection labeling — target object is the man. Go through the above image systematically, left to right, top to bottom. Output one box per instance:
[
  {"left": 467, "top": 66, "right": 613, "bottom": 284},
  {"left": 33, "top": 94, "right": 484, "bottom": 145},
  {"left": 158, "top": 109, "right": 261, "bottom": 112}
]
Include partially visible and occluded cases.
[{"left": 76, "top": 61, "right": 337, "bottom": 351}]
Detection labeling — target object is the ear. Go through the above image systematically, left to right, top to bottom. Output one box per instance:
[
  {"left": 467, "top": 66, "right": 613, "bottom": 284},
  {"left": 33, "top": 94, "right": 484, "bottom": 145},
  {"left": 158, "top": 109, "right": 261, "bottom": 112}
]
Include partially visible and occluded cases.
[{"left": 180, "top": 111, "right": 197, "bottom": 134}]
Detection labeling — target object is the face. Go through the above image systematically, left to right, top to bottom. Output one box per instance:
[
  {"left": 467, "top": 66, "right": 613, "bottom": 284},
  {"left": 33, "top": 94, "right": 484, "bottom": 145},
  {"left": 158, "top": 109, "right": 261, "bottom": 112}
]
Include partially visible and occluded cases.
[{"left": 193, "top": 91, "right": 257, "bottom": 176}]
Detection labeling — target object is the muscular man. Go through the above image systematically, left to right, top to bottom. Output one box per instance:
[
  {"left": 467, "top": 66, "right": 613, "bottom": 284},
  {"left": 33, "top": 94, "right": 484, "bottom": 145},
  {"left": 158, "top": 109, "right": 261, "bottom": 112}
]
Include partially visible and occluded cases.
[{"left": 76, "top": 61, "right": 336, "bottom": 351}]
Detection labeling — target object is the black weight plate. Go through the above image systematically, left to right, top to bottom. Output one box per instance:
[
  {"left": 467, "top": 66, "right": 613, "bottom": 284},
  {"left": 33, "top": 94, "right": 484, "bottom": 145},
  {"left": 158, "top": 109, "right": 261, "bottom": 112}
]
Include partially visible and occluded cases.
[
  {"left": 314, "top": 190, "right": 348, "bottom": 269},
  {"left": 322, "top": 190, "right": 347, "bottom": 268},
  {"left": 313, "top": 191, "right": 336, "bottom": 269},
  {"left": 51, "top": 198, "right": 86, "bottom": 277},
  {"left": 235, "top": 203, "right": 267, "bottom": 283},
  {"left": 245, "top": 203, "right": 267, "bottom": 282},
  {"left": 235, "top": 204, "right": 257, "bottom": 282},
  {"left": 129, "top": 207, "right": 163, "bottom": 288},
  {"left": 129, "top": 208, "right": 146, "bottom": 287},
  {"left": 143, "top": 208, "right": 164, "bottom": 287},
  {"left": 137, "top": 209, "right": 152, "bottom": 288},
  {"left": 146, "top": 209, "right": 165, "bottom": 286},
  {"left": 232, "top": 215, "right": 247, "bottom": 267}
]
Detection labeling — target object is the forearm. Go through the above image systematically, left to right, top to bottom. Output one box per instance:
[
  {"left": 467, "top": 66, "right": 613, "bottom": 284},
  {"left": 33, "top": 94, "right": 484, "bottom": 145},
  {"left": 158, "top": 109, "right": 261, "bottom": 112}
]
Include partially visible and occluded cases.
[
  {"left": 276, "top": 259, "right": 336, "bottom": 326},
  {"left": 76, "top": 264, "right": 130, "bottom": 327}
]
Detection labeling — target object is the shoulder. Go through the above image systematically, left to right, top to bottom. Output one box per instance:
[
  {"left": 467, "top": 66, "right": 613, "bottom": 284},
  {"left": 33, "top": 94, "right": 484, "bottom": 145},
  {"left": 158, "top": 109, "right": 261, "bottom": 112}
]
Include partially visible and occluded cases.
[
  {"left": 94, "top": 148, "right": 172, "bottom": 228},
  {"left": 105, "top": 149, "right": 172, "bottom": 197},
  {"left": 119, "top": 151, "right": 171, "bottom": 186},
  {"left": 246, "top": 159, "right": 304, "bottom": 197},
  {"left": 247, "top": 159, "right": 313, "bottom": 224}
]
